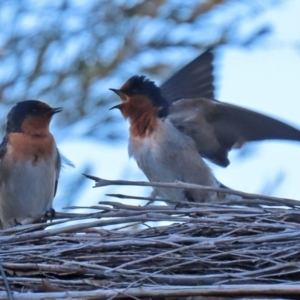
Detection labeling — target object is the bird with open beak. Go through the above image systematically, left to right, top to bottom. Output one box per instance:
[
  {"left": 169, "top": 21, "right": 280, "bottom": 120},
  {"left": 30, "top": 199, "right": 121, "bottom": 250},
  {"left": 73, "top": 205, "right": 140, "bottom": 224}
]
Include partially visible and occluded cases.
[{"left": 110, "top": 50, "right": 300, "bottom": 203}]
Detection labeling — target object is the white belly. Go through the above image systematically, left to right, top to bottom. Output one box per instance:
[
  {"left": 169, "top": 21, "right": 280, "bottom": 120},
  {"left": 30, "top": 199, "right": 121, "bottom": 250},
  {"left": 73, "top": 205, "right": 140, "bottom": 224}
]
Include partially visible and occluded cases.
[
  {"left": 128, "top": 119, "right": 218, "bottom": 204},
  {"left": 0, "top": 153, "right": 58, "bottom": 228}
]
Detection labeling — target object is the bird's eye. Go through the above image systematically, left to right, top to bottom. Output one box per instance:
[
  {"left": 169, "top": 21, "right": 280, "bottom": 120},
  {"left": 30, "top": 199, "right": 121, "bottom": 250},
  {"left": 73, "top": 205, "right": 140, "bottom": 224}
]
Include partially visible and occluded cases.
[
  {"left": 131, "top": 89, "right": 138, "bottom": 94},
  {"left": 31, "top": 108, "right": 38, "bottom": 114}
]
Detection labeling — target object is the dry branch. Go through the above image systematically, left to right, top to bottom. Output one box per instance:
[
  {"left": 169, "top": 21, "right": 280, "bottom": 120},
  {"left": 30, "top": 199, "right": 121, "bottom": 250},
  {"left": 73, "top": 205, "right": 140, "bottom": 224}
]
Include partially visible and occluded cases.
[
  {"left": 84, "top": 174, "right": 300, "bottom": 207},
  {"left": 1, "top": 285, "right": 300, "bottom": 299}
]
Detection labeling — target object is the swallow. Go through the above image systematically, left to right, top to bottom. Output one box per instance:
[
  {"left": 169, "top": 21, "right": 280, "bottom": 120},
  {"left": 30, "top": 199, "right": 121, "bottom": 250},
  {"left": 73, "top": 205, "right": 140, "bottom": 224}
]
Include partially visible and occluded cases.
[
  {"left": 114, "top": 50, "right": 300, "bottom": 168},
  {"left": 109, "top": 55, "right": 300, "bottom": 202},
  {"left": 110, "top": 75, "right": 225, "bottom": 203},
  {"left": 0, "top": 100, "right": 62, "bottom": 229}
]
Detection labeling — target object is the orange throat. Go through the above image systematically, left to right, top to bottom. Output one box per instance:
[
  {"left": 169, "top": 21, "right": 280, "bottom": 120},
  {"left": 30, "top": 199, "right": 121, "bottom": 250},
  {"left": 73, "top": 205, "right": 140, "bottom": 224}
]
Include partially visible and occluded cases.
[
  {"left": 119, "top": 95, "right": 158, "bottom": 137},
  {"left": 120, "top": 100, "right": 158, "bottom": 137},
  {"left": 129, "top": 110, "right": 158, "bottom": 137},
  {"left": 7, "top": 115, "right": 55, "bottom": 164},
  {"left": 21, "top": 115, "right": 52, "bottom": 138},
  {"left": 8, "top": 132, "right": 55, "bottom": 165}
]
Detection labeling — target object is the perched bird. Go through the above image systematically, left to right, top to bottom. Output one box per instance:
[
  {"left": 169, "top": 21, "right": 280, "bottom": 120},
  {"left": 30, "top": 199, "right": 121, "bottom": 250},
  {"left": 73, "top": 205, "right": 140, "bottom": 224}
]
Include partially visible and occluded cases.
[
  {"left": 109, "top": 51, "right": 300, "bottom": 202},
  {"left": 110, "top": 76, "right": 226, "bottom": 203},
  {"left": 0, "top": 100, "right": 62, "bottom": 229}
]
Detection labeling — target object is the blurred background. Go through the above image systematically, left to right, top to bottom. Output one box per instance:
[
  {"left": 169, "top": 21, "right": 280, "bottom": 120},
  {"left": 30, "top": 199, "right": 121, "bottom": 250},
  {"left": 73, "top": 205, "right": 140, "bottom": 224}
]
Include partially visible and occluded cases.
[{"left": 0, "top": 0, "right": 300, "bottom": 209}]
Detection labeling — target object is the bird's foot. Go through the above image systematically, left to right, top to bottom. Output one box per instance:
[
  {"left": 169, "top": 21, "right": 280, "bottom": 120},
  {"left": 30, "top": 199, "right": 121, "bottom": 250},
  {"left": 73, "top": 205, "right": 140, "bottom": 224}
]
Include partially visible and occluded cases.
[
  {"left": 44, "top": 208, "right": 55, "bottom": 222},
  {"left": 13, "top": 218, "right": 22, "bottom": 227}
]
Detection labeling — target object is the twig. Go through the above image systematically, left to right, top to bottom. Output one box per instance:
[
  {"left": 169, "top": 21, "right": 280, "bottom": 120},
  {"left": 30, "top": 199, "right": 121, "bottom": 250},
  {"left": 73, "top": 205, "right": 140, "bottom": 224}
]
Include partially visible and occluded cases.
[
  {"left": 84, "top": 174, "right": 300, "bottom": 207},
  {"left": 105, "top": 243, "right": 198, "bottom": 274},
  {"left": 0, "top": 262, "right": 13, "bottom": 300},
  {"left": 1, "top": 284, "right": 300, "bottom": 299}
]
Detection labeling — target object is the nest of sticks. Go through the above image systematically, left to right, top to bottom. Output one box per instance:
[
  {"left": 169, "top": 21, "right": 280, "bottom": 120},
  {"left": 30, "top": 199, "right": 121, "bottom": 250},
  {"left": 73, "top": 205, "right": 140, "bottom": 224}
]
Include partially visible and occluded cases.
[{"left": 1, "top": 176, "right": 300, "bottom": 300}]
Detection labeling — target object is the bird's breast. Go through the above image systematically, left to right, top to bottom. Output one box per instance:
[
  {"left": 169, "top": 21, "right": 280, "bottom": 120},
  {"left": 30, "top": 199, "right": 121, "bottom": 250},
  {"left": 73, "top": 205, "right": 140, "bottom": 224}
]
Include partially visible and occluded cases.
[
  {"left": 128, "top": 118, "right": 219, "bottom": 203},
  {"left": 128, "top": 118, "right": 211, "bottom": 181},
  {"left": 6, "top": 133, "right": 56, "bottom": 165},
  {"left": 0, "top": 142, "right": 59, "bottom": 228}
]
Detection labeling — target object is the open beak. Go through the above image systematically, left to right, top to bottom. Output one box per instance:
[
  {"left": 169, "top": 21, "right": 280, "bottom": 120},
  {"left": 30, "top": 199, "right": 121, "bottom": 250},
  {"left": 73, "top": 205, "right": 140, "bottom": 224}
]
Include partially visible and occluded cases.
[
  {"left": 109, "top": 88, "right": 128, "bottom": 102},
  {"left": 109, "top": 104, "right": 122, "bottom": 110}
]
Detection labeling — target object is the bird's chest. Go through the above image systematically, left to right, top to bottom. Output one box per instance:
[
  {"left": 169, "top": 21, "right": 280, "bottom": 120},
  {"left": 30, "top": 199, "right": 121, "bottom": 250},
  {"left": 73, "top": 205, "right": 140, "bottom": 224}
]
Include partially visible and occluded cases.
[
  {"left": 128, "top": 121, "right": 181, "bottom": 182},
  {"left": 1, "top": 133, "right": 58, "bottom": 186},
  {"left": 7, "top": 133, "right": 55, "bottom": 165},
  {"left": 129, "top": 134, "right": 160, "bottom": 174},
  {"left": 3, "top": 142, "right": 58, "bottom": 181}
]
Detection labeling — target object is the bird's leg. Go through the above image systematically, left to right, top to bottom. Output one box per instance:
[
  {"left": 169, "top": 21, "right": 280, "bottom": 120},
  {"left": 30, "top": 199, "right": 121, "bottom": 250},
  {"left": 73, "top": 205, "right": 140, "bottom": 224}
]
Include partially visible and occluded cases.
[
  {"left": 44, "top": 208, "right": 56, "bottom": 222},
  {"left": 13, "top": 218, "right": 22, "bottom": 226}
]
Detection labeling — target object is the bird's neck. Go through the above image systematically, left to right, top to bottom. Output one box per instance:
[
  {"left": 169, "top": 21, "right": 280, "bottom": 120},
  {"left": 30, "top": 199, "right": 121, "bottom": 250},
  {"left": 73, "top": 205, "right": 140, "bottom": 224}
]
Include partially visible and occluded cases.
[
  {"left": 120, "top": 101, "right": 159, "bottom": 137},
  {"left": 129, "top": 109, "right": 158, "bottom": 137},
  {"left": 21, "top": 116, "right": 51, "bottom": 138}
]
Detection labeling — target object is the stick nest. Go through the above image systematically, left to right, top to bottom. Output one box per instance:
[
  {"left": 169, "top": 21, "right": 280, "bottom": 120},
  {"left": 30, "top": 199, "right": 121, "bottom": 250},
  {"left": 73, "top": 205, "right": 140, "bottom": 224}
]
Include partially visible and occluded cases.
[{"left": 1, "top": 180, "right": 300, "bottom": 299}]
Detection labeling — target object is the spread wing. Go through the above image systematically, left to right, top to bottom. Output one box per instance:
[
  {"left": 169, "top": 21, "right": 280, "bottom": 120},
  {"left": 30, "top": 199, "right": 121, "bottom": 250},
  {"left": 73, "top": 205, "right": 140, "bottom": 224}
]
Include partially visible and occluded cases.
[
  {"left": 160, "top": 49, "right": 214, "bottom": 102},
  {"left": 169, "top": 98, "right": 300, "bottom": 167}
]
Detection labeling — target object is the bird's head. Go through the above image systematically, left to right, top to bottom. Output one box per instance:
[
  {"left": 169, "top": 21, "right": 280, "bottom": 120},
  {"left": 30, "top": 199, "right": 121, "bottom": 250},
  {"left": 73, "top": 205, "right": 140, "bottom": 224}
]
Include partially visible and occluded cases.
[
  {"left": 110, "top": 75, "right": 169, "bottom": 120},
  {"left": 6, "top": 100, "right": 62, "bottom": 135}
]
